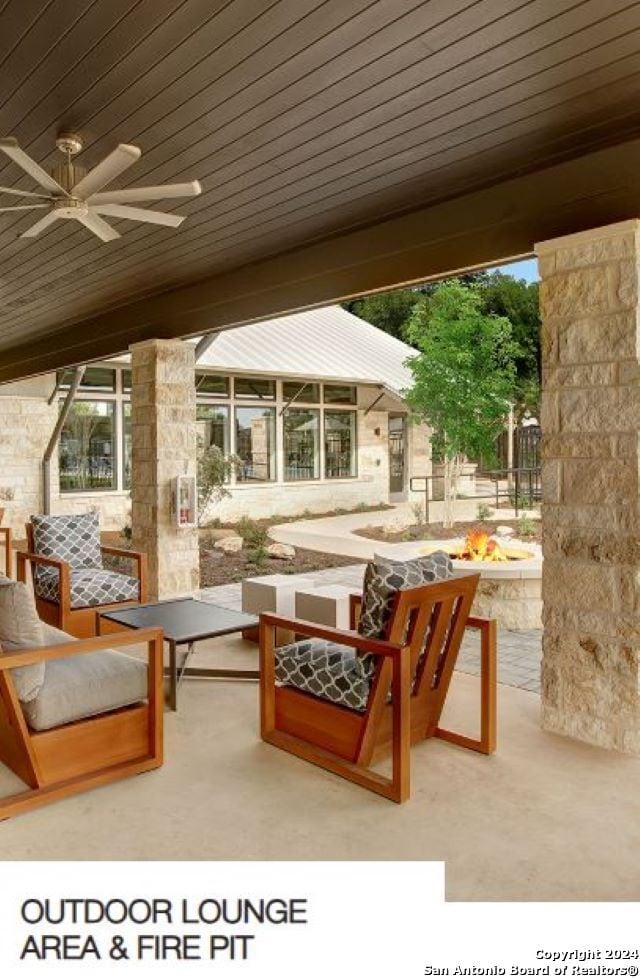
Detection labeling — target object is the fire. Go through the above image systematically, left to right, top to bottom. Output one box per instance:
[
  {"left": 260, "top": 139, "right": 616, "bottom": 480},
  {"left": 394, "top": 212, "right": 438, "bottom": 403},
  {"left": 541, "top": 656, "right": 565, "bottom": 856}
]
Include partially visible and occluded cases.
[{"left": 459, "top": 530, "right": 508, "bottom": 562}]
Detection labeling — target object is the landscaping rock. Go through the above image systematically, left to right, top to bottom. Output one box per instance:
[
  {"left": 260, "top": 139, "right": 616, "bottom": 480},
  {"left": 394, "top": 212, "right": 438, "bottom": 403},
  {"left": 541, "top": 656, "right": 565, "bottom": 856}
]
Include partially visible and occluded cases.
[
  {"left": 495, "top": 525, "right": 515, "bottom": 538},
  {"left": 206, "top": 528, "right": 238, "bottom": 541},
  {"left": 214, "top": 535, "right": 243, "bottom": 554},
  {"left": 267, "top": 542, "right": 296, "bottom": 561}
]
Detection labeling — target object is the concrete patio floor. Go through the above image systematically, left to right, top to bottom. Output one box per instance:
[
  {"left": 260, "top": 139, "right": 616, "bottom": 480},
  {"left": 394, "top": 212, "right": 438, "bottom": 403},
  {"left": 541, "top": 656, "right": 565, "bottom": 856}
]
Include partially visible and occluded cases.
[{"left": 0, "top": 631, "right": 637, "bottom": 901}]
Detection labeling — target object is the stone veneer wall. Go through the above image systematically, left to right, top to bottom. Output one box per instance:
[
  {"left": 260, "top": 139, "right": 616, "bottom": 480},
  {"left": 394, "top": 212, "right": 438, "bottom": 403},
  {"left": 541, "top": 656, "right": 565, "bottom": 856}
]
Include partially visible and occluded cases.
[
  {"left": 537, "top": 219, "right": 640, "bottom": 754},
  {"left": 130, "top": 339, "right": 199, "bottom": 599},
  {"left": 0, "top": 396, "right": 57, "bottom": 534}
]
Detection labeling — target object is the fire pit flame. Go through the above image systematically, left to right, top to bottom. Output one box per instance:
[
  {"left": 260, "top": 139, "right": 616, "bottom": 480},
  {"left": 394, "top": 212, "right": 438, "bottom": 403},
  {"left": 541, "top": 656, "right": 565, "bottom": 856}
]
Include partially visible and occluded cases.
[{"left": 460, "top": 531, "right": 509, "bottom": 562}]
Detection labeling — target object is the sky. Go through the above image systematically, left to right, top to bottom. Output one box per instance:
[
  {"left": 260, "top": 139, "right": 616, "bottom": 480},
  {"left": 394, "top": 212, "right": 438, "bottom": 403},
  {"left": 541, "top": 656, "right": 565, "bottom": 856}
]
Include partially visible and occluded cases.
[{"left": 489, "top": 257, "right": 538, "bottom": 283}]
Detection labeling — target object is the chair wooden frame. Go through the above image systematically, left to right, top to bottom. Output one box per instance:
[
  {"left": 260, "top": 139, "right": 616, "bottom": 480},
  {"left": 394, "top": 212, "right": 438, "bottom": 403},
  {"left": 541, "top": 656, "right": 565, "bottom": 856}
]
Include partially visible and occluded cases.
[
  {"left": 17, "top": 522, "right": 148, "bottom": 638},
  {"left": 0, "top": 526, "right": 12, "bottom": 578},
  {"left": 260, "top": 574, "right": 496, "bottom": 803},
  {"left": 0, "top": 627, "right": 163, "bottom": 820}
]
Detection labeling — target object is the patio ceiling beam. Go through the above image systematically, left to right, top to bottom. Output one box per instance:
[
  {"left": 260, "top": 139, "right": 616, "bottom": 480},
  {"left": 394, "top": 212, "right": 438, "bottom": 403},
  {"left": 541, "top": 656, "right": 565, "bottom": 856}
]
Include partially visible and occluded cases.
[{"left": 4, "top": 137, "right": 640, "bottom": 382}]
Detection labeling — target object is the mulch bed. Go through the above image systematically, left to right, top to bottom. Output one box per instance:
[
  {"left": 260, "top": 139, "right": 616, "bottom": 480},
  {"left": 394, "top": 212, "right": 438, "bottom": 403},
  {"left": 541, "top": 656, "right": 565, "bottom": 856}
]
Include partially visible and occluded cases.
[
  {"left": 353, "top": 518, "right": 541, "bottom": 545},
  {"left": 200, "top": 545, "right": 364, "bottom": 588}
]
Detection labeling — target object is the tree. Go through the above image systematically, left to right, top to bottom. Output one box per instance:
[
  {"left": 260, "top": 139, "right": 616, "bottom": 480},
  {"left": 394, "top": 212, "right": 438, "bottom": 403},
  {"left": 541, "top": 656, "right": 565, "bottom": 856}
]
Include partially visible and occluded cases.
[
  {"left": 475, "top": 271, "right": 540, "bottom": 416},
  {"left": 404, "top": 280, "right": 519, "bottom": 527},
  {"left": 343, "top": 289, "right": 420, "bottom": 342},
  {"left": 196, "top": 439, "right": 237, "bottom": 526}
]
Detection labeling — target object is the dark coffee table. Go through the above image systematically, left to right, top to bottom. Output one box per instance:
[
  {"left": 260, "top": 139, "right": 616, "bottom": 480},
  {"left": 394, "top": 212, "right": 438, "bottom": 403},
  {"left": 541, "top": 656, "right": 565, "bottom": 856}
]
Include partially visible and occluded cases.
[{"left": 98, "top": 598, "right": 259, "bottom": 711}]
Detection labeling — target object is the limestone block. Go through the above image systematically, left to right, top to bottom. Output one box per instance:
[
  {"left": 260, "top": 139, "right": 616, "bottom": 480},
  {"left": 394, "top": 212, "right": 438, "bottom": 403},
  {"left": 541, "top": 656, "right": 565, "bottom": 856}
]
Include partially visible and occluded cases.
[
  {"left": 557, "top": 311, "right": 636, "bottom": 364},
  {"left": 214, "top": 535, "right": 243, "bottom": 554},
  {"left": 266, "top": 542, "right": 295, "bottom": 560}
]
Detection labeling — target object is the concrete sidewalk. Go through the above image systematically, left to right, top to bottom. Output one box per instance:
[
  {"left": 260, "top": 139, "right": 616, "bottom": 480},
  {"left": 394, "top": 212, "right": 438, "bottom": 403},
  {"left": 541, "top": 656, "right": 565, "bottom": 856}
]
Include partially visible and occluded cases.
[{"left": 269, "top": 503, "right": 539, "bottom": 560}]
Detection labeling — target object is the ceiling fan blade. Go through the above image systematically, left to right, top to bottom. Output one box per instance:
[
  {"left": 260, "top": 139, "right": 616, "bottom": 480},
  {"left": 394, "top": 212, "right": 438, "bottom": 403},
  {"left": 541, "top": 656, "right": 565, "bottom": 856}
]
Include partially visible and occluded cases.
[
  {"left": 0, "top": 138, "right": 67, "bottom": 195},
  {"left": 72, "top": 144, "right": 141, "bottom": 199},
  {"left": 88, "top": 180, "right": 201, "bottom": 205},
  {"left": 0, "top": 184, "right": 51, "bottom": 199},
  {"left": 91, "top": 203, "right": 185, "bottom": 227},
  {"left": 0, "top": 204, "right": 49, "bottom": 212},
  {"left": 20, "top": 211, "right": 61, "bottom": 238},
  {"left": 76, "top": 211, "right": 120, "bottom": 242}
]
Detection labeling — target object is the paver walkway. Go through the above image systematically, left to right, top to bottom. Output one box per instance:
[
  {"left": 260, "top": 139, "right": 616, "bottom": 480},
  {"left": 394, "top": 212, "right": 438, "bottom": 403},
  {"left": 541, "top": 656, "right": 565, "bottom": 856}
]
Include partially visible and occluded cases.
[{"left": 199, "top": 564, "right": 542, "bottom": 693}]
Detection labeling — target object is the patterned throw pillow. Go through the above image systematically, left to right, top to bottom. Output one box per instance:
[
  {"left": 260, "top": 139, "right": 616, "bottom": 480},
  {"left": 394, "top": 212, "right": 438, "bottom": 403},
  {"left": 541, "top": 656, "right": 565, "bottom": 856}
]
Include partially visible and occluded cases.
[
  {"left": 31, "top": 512, "right": 102, "bottom": 569},
  {"left": 358, "top": 551, "right": 452, "bottom": 640}
]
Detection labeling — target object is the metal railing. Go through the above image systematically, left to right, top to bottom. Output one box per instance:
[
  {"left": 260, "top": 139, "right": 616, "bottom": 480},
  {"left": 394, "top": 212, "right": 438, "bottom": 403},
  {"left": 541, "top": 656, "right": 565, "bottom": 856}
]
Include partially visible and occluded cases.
[{"left": 409, "top": 466, "right": 541, "bottom": 522}]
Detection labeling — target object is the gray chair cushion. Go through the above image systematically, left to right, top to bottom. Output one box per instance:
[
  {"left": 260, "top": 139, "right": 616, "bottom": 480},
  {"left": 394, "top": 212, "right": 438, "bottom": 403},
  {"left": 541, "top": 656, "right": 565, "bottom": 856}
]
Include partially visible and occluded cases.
[
  {"left": 31, "top": 512, "right": 102, "bottom": 569},
  {"left": 358, "top": 551, "right": 453, "bottom": 639},
  {"left": 34, "top": 566, "right": 139, "bottom": 608},
  {"left": 0, "top": 580, "right": 46, "bottom": 702},
  {"left": 275, "top": 637, "right": 377, "bottom": 712},
  {"left": 21, "top": 645, "right": 148, "bottom": 732}
]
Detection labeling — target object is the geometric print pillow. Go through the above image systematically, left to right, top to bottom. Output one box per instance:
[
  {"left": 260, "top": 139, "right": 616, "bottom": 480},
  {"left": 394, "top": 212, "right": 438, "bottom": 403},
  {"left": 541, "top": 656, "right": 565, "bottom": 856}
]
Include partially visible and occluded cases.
[
  {"left": 31, "top": 511, "right": 102, "bottom": 570},
  {"left": 358, "top": 551, "right": 453, "bottom": 640}
]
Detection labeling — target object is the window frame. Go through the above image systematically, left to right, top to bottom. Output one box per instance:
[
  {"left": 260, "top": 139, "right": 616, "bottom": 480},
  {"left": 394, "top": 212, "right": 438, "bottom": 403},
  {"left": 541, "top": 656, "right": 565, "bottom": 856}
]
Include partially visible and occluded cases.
[
  {"left": 58, "top": 366, "right": 363, "bottom": 496},
  {"left": 58, "top": 397, "right": 119, "bottom": 494},
  {"left": 282, "top": 406, "right": 321, "bottom": 482},
  {"left": 323, "top": 407, "right": 358, "bottom": 480}
]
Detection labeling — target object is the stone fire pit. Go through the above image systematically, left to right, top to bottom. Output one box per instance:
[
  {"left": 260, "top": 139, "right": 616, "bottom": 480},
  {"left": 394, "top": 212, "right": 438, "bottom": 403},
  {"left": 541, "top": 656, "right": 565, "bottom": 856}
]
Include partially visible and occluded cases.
[{"left": 421, "top": 538, "right": 542, "bottom": 631}]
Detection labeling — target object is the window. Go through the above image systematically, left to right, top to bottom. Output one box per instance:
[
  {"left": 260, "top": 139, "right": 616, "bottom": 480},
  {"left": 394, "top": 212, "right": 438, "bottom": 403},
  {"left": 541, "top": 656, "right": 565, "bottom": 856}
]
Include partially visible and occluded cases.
[
  {"left": 58, "top": 366, "right": 116, "bottom": 392},
  {"left": 122, "top": 369, "right": 131, "bottom": 392},
  {"left": 196, "top": 373, "right": 229, "bottom": 398},
  {"left": 234, "top": 376, "right": 276, "bottom": 400},
  {"left": 282, "top": 380, "right": 320, "bottom": 404},
  {"left": 323, "top": 383, "right": 357, "bottom": 405},
  {"left": 59, "top": 401, "right": 117, "bottom": 492},
  {"left": 123, "top": 402, "right": 131, "bottom": 489},
  {"left": 196, "top": 404, "right": 230, "bottom": 454},
  {"left": 235, "top": 407, "right": 275, "bottom": 482},
  {"left": 284, "top": 409, "right": 319, "bottom": 481},
  {"left": 324, "top": 410, "right": 357, "bottom": 478}
]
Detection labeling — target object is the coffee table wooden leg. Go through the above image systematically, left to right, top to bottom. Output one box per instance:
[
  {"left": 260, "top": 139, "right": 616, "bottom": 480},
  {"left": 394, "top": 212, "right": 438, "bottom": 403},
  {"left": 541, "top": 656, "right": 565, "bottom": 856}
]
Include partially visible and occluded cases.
[{"left": 169, "top": 640, "right": 178, "bottom": 712}]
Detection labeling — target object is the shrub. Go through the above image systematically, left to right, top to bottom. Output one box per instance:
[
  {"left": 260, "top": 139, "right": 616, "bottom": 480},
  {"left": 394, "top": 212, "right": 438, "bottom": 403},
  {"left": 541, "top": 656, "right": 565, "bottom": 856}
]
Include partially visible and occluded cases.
[
  {"left": 197, "top": 438, "right": 237, "bottom": 526},
  {"left": 477, "top": 503, "right": 494, "bottom": 521},
  {"left": 517, "top": 514, "right": 536, "bottom": 538},
  {"left": 236, "top": 516, "right": 269, "bottom": 549}
]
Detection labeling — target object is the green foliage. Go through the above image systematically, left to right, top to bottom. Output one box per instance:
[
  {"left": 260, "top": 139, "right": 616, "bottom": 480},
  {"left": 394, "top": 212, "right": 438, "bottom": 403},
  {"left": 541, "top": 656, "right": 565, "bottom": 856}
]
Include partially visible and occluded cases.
[
  {"left": 344, "top": 272, "right": 541, "bottom": 415},
  {"left": 476, "top": 272, "right": 540, "bottom": 385},
  {"left": 404, "top": 280, "right": 520, "bottom": 463},
  {"left": 343, "top": 289, "right": 420, "bottom": 342},
  {"left": 197, "top": 438, "right": 236, "bottom": 525},
  {"left": 411, "top": 500, "right": 425, "bottom": 525},
  {"left": 477, "top": 503, "right": 494, "bottom": 521},
  {"left": 517, "top": 513, "right": 536, "bottom": 538},
  {"left": 236, "top": 516, "right": 269, "bottom": 549},
  {"left": 246, "top": 545, "right": 269, "bottom": 571}
]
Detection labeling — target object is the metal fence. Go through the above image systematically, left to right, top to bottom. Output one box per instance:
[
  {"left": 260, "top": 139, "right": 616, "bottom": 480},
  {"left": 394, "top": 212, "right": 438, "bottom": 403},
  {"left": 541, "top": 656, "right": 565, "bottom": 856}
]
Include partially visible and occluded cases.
[{"left": 410, "top": 465, "right": 541, "bottom": 523}]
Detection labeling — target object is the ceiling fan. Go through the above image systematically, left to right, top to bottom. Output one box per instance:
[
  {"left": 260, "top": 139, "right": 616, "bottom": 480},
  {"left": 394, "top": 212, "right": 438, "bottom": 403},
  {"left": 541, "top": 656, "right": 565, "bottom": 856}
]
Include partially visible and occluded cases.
[{"left": 0, "top": 133, "right": 201, "bottom": 241}]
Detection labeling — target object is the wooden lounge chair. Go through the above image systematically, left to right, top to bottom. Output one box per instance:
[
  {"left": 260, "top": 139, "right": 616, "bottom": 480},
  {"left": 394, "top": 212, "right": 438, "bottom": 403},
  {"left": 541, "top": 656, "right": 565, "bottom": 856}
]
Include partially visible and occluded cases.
[
  {"left": 18, "top": 513, "right": 147, "bottom": 638},
  {"left": 0, "top": 526, "right": 11, "bottom": 578},
  {"left": 260, "top": 574, "right": 496, "bottom": 803},
  {"left": 0, "top": 624, "right": 163, "bottom": 820}
]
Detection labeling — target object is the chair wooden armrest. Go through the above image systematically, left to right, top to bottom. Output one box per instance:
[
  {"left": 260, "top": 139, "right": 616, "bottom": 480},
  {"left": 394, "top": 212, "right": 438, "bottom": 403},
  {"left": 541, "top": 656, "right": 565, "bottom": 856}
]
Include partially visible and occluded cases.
[
  {"left": 100, "top": 546, "right": 148, "bottom": 602},
  {"left": 17, "top": 551, "right": 71, "bottom": 616},
  {"left": 259, "top": 611, "right": 404, "bottom": 658},
  {"left": 434, "top": 614, "right": 497, "bottom": 755}
]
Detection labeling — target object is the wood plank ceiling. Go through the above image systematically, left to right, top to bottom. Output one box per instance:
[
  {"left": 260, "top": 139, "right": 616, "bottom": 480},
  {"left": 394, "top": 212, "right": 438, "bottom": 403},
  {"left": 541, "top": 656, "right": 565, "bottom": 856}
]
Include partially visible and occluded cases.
[{"left": 2, "top": 0, "right": 640, "bottom": 376}]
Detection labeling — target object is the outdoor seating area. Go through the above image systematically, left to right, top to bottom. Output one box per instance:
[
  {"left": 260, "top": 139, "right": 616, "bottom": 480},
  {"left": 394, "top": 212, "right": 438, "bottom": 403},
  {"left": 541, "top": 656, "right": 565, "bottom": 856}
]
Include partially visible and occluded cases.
[{"left": 0, "top": 517, "right": 499, "bottom": 815}]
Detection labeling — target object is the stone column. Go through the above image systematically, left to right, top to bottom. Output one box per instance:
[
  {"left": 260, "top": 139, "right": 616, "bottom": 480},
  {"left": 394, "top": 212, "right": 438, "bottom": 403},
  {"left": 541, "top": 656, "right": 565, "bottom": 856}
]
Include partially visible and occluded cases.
[
  {"left": 536, "top": 220, "right": 640, "bottom": 754},
  {"left": 130, "top": 339, "right": 199, "bottom": 600}
]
